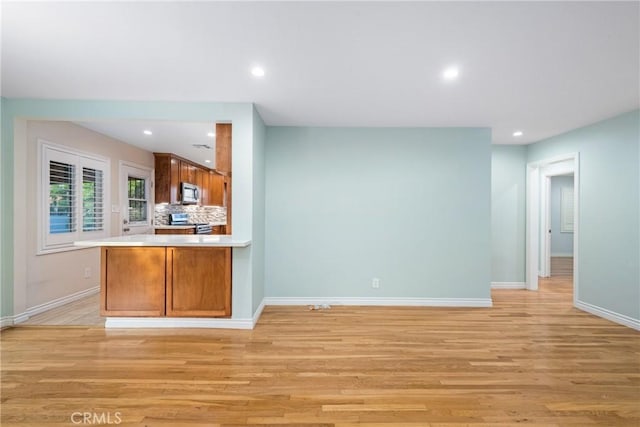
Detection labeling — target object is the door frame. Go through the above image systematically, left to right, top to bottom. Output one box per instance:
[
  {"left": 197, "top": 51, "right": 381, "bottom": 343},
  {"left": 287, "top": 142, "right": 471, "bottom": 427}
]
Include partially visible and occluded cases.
[
  {"left": 526, "top": 153, "right": 580, "bottom": 304},
  {"left": 119, "top": 161, "right": 155, "bottom": 236},
  {"left": 540, "top": 163, "right": 575, "bottom": 278}
]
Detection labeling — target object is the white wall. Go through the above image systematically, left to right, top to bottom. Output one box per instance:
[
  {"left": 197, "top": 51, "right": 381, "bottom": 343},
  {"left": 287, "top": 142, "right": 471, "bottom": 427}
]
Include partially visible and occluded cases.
[{"left": 19, "top": 121, "right": 154, "bottom": 311}]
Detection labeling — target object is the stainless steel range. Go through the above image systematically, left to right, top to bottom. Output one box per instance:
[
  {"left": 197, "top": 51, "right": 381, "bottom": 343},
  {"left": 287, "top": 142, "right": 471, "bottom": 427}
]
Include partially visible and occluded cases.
[{"left": 169, "top": 213, "right": 212, "bottom": 235}]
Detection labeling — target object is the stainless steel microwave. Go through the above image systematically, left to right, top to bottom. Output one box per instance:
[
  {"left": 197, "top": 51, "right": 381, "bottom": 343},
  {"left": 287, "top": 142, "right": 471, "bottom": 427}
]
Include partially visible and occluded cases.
[{"left": 181, "top": 182, "right": 200, "bottom": 204}]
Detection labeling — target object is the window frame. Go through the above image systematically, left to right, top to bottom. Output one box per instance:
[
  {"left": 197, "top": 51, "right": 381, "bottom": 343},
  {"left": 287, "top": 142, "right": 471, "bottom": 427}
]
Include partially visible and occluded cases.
[
  {"left": 38, "top": 139, "right": 111, "bottom": 255},
  {"left": 126, "top": 175, "right": 150, "bottom": 226},
  {"left": 560, "top": 186, "right": 574, "bottom": 233}
]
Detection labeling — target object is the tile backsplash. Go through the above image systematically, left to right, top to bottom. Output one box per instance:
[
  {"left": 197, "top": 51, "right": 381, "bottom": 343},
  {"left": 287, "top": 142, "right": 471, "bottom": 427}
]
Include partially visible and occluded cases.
[{"left": 154, "top": 204, "right": 226, "bottom": 225}]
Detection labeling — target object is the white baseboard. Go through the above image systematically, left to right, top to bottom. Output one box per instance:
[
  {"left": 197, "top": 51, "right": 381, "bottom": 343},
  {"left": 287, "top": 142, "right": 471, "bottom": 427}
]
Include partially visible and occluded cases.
[
  {"left": 551, "top": 253, "right": 574, "bottom": 257},
  {"left": 491, "top": 282, "right": 526, "bottom": 289},
  {"left": 8, "top": 286, "right": 100, "bottom": 326},
  {"left": 263, "top": 297, "right": 493, "bottom": 308},
  {"left": 106, "top": 299, "right": 266, "bottom": 330},
  {"left": 252, "top": 299, "right": 266, "bottom": 327},
  {"left": 575, "top": 300, "right": 640, "bottom": 331},
  {"left": 0, "top": 316, "right": 16, "bottom": 329},
  {"left": 105, "top": 317, "right": 255, "bottom": 329}
]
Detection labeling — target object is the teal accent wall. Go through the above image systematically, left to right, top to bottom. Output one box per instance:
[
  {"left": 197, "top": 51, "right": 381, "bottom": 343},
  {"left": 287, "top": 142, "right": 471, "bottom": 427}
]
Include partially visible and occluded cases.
[
  {"left": 0, "top": 99, "right": 256, "bottom": 319},
  {"left": 251, "top": 106, "right": 266, "bottom": 314},
  {"left": 528, "top": 110, "right": 640, "bottom": 320},
  {"left": 265, "top": 127, "right": 492, "bottom": 300},
  {"left": 491, "top": 145, "right": 527, "bottom": 283}
]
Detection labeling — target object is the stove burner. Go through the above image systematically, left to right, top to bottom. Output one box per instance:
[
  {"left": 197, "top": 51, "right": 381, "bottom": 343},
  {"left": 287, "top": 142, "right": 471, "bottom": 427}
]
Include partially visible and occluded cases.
[{"left": 169, "top": 213, "right": 212, "bottom": 234}]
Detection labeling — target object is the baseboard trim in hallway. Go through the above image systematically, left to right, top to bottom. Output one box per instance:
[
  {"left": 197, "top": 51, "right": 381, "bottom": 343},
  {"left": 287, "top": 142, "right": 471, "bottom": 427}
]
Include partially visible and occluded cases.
[
  {"left": 491, "top": 282, "right": 526, "bottom": 289},
  {"left": 576, "top": 300, "right": 640, "bottom": 331}
]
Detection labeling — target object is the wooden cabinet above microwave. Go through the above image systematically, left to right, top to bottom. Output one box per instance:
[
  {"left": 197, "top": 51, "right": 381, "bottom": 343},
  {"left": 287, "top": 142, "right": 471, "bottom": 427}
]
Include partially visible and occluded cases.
[
  {"left": 153, "top": 153, "right": 229, "bottom": 207},
  {"left": 154, "top": 153, "right": 209, "bottom": 205}
]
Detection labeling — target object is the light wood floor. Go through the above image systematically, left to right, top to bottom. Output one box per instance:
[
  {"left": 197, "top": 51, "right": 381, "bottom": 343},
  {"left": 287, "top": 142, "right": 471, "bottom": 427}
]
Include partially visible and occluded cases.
[
  {"left": 551, "top": 256, "right": 573, "bottom": 277},
  {"left": 12, "top": 257, "right": 575, "bottom": 328},
  {"left": 2, "top": 278, "right": 639, "bottom": 426},
  {"left": 21, "top": 293, "right": 103, "bottom": 326}
]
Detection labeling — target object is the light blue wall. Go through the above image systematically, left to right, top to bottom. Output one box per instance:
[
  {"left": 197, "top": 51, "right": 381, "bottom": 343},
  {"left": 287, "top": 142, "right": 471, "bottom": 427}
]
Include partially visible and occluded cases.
[
  {"left": 0, "top": 98, "right": 6, "bottom": 317},
  {"left": 0, "top": 99, "right": 257, "bottom": 319},
  {"left": 251, "top": 106, "right": 266, "bottom": 314},
  {"left": 528, "top": 110, "right": 639, "bottom": 320},
  {"left": 265, "top": 127, "right": 492, "bottom": 300},
  {"left": 491, "top": 145, "right": 527, "bottom": 283},
  {"left": 550, "top": 175, "right": 574, "bottom": 256}
]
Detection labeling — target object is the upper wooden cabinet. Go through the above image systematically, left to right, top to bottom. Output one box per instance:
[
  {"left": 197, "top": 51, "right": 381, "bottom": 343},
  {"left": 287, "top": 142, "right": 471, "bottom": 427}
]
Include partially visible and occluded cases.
[
  {"left": 154, "top": 121, "right": 231, "bottom": 209},
  {"left": 215, "top": 123, "right": 232, "bottom": 174},
  {"left": 155, "top": 153, "right": 213, "bottom": 206},
  {"left": 154, "top": 154, "right": 181, "bottom": 204},
  {"left": 180, "top": 161, "right": 198, "bottom": 185},
  {"left": 197, "top": 168, "right": 209, "bottom": 205},
  {"left": 208, "top": 171, "right": 225, "bottom": 207}
]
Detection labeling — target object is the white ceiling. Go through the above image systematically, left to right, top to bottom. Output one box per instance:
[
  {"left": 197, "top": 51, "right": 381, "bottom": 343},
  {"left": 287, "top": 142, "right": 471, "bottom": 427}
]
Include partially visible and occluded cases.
[
  {"left": 2, "top": 1, "right": 639, "bottom": 145},
  {"left": 74, "top": 120, "right": 218, "bottom": 169}
]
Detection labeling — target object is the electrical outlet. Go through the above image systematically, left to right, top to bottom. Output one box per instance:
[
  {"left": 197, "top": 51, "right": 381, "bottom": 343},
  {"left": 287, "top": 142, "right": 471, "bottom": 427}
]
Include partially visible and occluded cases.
[
  {"left": 84, "top": 267, "right": 91, "bottom": 279},
  {"left": 372, "top": 277, "right": 380, "bottom": 289}
]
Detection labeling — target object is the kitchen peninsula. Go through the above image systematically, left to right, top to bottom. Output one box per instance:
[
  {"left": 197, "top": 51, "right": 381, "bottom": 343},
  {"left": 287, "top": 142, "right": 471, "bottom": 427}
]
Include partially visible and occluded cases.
[{"left": 75, "top": 235, "right": 250, "bottom": 323}]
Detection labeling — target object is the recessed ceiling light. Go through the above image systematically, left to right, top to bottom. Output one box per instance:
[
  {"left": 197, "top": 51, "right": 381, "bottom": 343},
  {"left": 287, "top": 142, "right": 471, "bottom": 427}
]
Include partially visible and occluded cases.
[
  {"left": 251, "top": 66, "right": 265, "bottom": 77},
  {"left": 442, "top": 66, "right": 459, "bottom": 80},
  {"left": 143, "top": 130, "right": 152, "bottom": 135},
  {"left": 513, "top": 131, "right": 523, "bottom": 137},
  {"left": 207, "top": 132, "right": 215, "bottom": 138},
  {"left": 205, "top": 159, "right": 212, "bottom": 164}
]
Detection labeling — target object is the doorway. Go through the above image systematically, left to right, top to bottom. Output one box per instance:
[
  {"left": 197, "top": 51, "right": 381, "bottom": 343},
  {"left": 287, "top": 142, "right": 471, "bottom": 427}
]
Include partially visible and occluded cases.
[
  {"left": 526, "top": 153, "right": 579, "bottom": 305},
  {"left": 119, "top": 162, "right": 154, "bottom": 236},
  {"left": 547, "top": 174, "right": 574, "bottom": 278}
]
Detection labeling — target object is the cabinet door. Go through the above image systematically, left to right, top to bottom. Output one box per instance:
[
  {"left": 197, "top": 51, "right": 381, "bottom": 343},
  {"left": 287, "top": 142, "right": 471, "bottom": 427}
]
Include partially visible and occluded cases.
[
  {"left": 215, "top": 123, "right": 232, "bottom": 174},
  {"left": 154, "top": 154, "right": 180, "bottom": 204},
  {"left": 180, "top": 161, "right": 197, "bottom": 184},
  {"left": 197, "top": 168, "right": 209, "bottom": 205},
  {"left": 209, "top": 173, "right": 225, "bottom": 206},
  {"left": 101, "top": 247, "right": 166, "bottom": 316},
  {"left": 166, "top": 247, "right": 231, "bottom": 317}
]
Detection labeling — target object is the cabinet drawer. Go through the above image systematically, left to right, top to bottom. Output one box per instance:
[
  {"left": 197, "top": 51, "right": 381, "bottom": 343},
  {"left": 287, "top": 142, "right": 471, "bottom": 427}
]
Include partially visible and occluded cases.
[{"left": 155, "top": 228, "right": 195, "bottom": 235}]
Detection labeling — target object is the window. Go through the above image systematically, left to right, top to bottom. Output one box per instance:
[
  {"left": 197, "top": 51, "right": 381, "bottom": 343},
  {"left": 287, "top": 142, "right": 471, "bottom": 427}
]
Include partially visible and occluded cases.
[
  {"left": 39, "top": 140, "right": 110, "bottom": 253},
  {"left": 127, "top": 176, "right": 147, "bottom": 223},
  {"left": 560, "top": 186, "right": 574, "bottom": 233}
]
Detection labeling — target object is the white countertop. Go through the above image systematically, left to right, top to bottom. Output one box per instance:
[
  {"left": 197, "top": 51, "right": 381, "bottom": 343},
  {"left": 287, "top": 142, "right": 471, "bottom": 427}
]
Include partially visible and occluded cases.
[
  {"left": 154, "top": 221, "right": 226, "bottom": 230},
  {"left": 74, "top": 234, "right": 250, "bottom": 248}
]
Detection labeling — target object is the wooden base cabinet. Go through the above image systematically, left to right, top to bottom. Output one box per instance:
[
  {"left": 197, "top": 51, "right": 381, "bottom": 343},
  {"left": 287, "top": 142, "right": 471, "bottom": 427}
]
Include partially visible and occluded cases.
[
  {"left": 155, "top": 228, "right": 195, "bottom": 235},
  {"left": 101, "top": 246, "right": 231, "bottom": 318},
  {"left": 101, "top": 247, "right": 166, "bottom": 316},
  {"left": 167, "top": 247, "right": 231, "bottom": 317}
]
